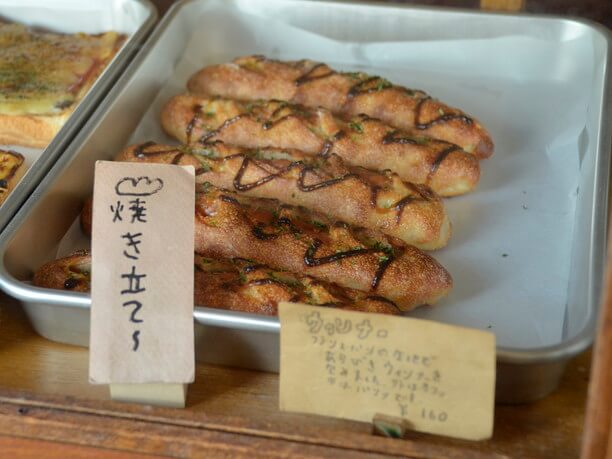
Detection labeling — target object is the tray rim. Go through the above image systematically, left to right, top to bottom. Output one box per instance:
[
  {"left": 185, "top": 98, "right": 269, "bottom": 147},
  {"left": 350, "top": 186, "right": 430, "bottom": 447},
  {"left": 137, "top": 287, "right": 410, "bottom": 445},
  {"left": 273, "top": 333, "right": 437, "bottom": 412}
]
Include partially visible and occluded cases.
[{"left": 0, "top": 0, "right": 609, "bottom": 368}]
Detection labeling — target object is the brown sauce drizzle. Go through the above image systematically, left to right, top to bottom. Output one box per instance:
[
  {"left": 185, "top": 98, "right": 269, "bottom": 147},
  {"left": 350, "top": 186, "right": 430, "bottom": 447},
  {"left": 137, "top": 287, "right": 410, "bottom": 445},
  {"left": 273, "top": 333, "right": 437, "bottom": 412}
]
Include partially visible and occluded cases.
[
  {"left": 286, "top": 59, "right": 474, "bottom": 134},
  {"left": 295, "top": 63, "right": 335, "bottom": 86},
  {"left": 347, "top": 76, "right": 390, "bottom": 98},
  {"left": 414, "top": 96, "right": 473, "bottom": 129},
  {"left": 183, "top": 97, "right": 462, "bottom": 197},
  {"left": 185, "top": 105, "right": 203, "bottom": 143},
  {"left": 199, "top": 114, "right": 244, "bottom": 143},
  {"left": 262, "top": 114, "right": 295, "bottom": 131},
  {"left": 379, "top": 128, "right": 463, "bottom": 183},
  {"left": 382, "top": 130, "right": 418, "bottom": 145},
  {"left": 138, "top": 139, "right": 432, "bottom": 224},
  {"left": 134, "top": 142, "right": 180, "bottom": 158},
  {"left": 134, "top": 143, "right": 211, "bottom": 178},
  {"left": 427, "top": 144, "right": 462, "bottom": 182},
  {"left": 231, "top": 151, "right": 428, "bottom": 220},
  {"left": 232, "top": 153, "right": 358, "bottom": 195},
  {"left": 234, "top": 157, "right": 298, "bottom": 191},
  {"left": 298, "top": 168, "right": 355, "bottom": 192},
  {"left": 393, "top": 182, "right": 435, "bottom": 223},
  {"left": 211, "top": 183, "right": 399, "bottom": 292},
  {"left": 219, "top": 194, "right": 240, "bottom": 205},
  {"left": 393, "top": 195, "right": 417, "bottom": 223},
  {"left": 251, "top": 215, "right": 299, "bottom": 241},
  {"left": 252, "top": 224, "right": 279, "bottom": 240},
  {"left": 304, "top": 239, "right": 395, "bottom": 290},
  {"left": 304, "top": 239, "right": 373, "bottom": 266},
  {"left": 372, "top": 254, "right": 395, "bottom": 290},
  {"left": 365, "top": 295, "right": 401, "bottom": 312}
]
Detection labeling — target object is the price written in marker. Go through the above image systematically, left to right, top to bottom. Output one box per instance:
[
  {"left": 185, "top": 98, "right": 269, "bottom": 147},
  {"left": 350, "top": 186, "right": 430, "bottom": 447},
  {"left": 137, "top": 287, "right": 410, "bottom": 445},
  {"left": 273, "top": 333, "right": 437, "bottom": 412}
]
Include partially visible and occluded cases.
[
  {"left": 89, "top": 161, "right": 195, "bottom": 407},
  {"left": 279, "top": 302, "right": 496, "bottom": 441}
]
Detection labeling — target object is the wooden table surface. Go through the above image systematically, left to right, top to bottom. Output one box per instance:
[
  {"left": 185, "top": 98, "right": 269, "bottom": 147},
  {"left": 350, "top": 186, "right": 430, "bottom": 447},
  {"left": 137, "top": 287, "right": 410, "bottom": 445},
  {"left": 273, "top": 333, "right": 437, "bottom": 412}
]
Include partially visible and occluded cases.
[
  {"left": 1, "top": 0, "right": 610, "bottom": 457},
  {"left": 0, "top": 297, "right": 593, "bottom": 458}
]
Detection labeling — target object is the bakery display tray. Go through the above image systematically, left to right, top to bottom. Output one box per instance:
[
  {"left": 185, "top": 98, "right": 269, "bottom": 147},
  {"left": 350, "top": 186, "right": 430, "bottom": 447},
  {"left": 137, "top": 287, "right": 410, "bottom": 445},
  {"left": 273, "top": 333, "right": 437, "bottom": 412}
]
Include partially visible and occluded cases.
[
  {"left": 0, "top": 0, "right": 609, "bottom": 403},
  {"left": 0, "top": 0, "right": 157, "bottom": 231}
]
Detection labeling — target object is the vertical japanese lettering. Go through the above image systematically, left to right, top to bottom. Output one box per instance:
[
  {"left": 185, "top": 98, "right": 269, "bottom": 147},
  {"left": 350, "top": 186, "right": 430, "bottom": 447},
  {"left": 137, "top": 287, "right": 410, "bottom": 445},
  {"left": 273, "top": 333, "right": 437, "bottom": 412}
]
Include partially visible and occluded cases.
[{"left": 110, "top": 176, "right": 164, "bottom": 351}]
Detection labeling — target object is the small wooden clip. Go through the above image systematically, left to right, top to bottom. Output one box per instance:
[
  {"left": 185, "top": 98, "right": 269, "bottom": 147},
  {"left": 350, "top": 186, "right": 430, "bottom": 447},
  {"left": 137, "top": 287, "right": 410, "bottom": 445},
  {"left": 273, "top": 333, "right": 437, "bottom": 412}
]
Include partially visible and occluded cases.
[{"left": 372, "top": 414, "right": 409, "bottom": 439}]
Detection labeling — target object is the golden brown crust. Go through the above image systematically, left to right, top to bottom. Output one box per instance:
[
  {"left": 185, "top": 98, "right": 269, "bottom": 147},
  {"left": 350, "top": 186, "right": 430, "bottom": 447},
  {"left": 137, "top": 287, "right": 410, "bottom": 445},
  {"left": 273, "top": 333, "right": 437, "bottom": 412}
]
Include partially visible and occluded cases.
[
  {"left": 187, "top": 56, "right": 494, "bottom": 158},
  {"left": 161, "top": 94, "right": 480, "bottom": 197},
  {"left": 0, "top": 112, "right": 68, "bottom": 148},
  {"left": 116, "top": 142, "right": 450, "bottom": 250},
  {"left": 0, "top": 149, "right": 25, "bottom": 205},
  {"left": 77, "top": 184, "right": 452, "bottom": 309},
  {"left": 194, "top": 186, "right": 452, "bottom": 310},
  {"left": 33, "top": 249, "right": 91, "bottom": 292},
  {"left": 32, "top": 251, "right": 402, "bottom": 316},
  {"left": 193, "top": 256, "right": 401, "bottom": 315}
]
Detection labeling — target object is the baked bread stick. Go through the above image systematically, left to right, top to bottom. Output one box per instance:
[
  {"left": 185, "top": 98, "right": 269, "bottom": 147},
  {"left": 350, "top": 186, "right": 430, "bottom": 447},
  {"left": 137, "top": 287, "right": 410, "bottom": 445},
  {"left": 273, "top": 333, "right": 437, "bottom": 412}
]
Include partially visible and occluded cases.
[
  {"left": 187, "top": 55, "right": 494, "bottom": 158},
  {"left": 161, "top": 94, "right": 480, "bottom": 197},
  {"left": 116, "top": 142, "right": 450, "bottom": 250},
  {"left": 193, "top": 184, "right": 452, "bottom": 310},
  {"left": 78, "top": 185, "right": 452, "bottom": 308},
  {"left": 34, "top": 250, "right": 92, "bottom": 292},
  {"left": 33, "top": 251, "right": 402, "bottom": 316},
  {"left": 194, "top": 255, "right": 401, "bottom": 315}
]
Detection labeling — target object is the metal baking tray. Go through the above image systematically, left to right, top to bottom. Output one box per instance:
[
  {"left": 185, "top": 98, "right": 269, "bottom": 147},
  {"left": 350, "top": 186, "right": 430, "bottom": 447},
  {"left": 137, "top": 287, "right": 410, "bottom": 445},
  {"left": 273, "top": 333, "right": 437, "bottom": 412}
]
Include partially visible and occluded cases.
[
  {"left": 0, "top": 0, "right": 609, "bottom": 404},
  {"left": 0, "top": 0, "right": 157, "bottom": 231}
]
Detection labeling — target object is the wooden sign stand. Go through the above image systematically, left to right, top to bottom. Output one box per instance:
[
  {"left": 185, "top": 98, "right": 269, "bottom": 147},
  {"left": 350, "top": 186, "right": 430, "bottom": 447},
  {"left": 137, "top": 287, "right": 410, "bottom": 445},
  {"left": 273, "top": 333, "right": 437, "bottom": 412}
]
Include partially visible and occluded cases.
[
  {"left": 89, "top": 161, "right": 195, "bottom": 408},
  {"left": 110, "top": 384, "right": 188, "bottom": 408}
]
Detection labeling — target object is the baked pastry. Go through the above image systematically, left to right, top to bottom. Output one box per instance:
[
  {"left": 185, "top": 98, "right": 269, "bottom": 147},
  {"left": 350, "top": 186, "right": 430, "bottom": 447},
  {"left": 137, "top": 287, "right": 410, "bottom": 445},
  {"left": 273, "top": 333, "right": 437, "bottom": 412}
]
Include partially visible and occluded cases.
[
  {"left": 0, "top": 23, "right": 125, "bottom": 147},
  {"left": 187, "top": 55, "right": 494, "bottom": 158},
  {"left": 161, "top": 95, "right": 480, "bottom": 197},
  {"left": 116, "top": 142, "right": 450, "bottom": 250},
  {"left": 0, "top": 149, "right": 25, "bottom": 205},
  {"left": 79, "top": 184, "right": 452, "bottom": 309},
  {"left": 193, "top": 184, "right": 452, "bottom": 310},
  {"left": 78, "top": 185, "right": 452, "bottom": 309},
  {"left": 33, "top": 249, "right": 91, "bottom": 292},
  {"left": 33, "top": 250, "right": 402, "bottom": 316}
]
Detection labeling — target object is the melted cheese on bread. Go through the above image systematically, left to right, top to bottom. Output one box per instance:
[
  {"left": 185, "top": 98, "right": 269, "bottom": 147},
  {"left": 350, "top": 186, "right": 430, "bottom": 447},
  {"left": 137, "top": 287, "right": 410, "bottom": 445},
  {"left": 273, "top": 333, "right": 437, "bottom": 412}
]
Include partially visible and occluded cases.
[{"left": 0, "top": 23, "right": 124, "bottom": 116}]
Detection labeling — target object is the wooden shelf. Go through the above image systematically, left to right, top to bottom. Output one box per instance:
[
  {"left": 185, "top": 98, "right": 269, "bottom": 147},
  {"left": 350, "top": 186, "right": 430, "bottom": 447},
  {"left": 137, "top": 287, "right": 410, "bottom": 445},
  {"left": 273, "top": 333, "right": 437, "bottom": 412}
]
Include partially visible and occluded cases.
[{"left": 0, "top": 295, "right": 589, "bottom": 457}]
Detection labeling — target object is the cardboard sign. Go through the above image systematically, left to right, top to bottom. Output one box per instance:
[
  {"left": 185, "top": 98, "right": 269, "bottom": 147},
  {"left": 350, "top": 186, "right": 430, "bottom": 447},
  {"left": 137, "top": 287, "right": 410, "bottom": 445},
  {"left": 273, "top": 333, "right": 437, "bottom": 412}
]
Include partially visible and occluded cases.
[
  {"left": 89, "top": 161, "right": 195, "bottom": 398},
  {"left": 279, "top": 302, "right": 496, "bottom": 441}
]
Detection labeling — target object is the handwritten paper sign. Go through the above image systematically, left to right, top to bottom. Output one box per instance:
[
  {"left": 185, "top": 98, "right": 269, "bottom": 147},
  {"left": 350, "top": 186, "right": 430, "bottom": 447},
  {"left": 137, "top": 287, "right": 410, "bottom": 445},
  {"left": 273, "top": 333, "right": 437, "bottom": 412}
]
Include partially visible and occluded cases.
[
  {"left": 89, "top": 161, "right": 195, "bottom": 405},
  {"left": 279, "top": 302, "right": 496, "bottom": 440}
]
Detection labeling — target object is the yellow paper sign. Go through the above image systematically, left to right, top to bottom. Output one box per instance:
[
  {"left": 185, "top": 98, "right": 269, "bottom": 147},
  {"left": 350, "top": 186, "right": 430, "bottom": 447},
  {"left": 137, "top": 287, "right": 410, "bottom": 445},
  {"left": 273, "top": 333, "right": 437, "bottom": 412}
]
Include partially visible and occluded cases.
[
  {"left": 90, "top": 161, "right": 195, "bottom": 386},
  {"left": 279, "top": 302, "right": 496, "bottom": 440}
]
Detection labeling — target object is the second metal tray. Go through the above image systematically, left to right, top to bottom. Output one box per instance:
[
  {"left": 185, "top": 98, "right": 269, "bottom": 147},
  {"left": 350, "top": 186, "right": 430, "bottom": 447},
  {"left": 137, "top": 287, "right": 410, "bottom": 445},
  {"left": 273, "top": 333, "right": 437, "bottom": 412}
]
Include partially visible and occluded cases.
[{"left": 0, "top": 0, "right": 157, "bottom": 231}]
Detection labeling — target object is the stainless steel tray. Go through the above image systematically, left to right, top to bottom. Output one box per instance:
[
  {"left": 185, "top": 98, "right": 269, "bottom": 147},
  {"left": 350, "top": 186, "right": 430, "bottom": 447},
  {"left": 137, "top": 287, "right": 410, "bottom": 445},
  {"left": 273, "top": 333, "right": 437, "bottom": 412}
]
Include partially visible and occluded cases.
[
  {"left": 0, "top": 0, "right": 609, "bottom": 404},
  {"left": 0, "top": 0, "right": 157, "bottom": 231}
]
